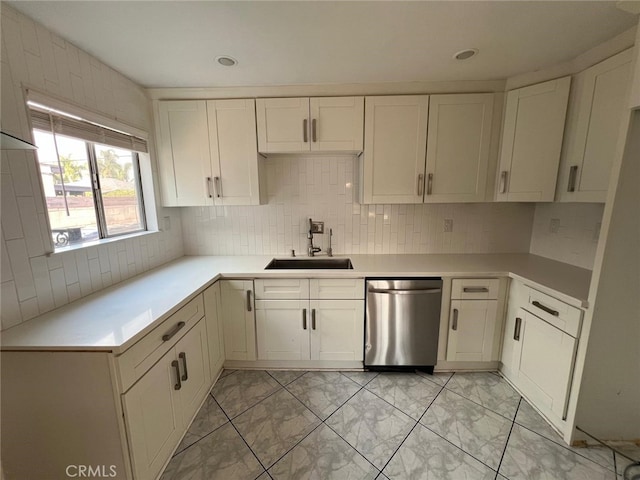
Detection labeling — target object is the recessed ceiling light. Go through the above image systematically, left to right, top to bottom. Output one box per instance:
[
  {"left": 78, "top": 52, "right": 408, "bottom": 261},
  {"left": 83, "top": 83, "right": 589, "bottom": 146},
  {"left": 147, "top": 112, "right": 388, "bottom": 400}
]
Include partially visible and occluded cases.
[
  {"left": 453, "top": 49, "right": 479, "bottom": 61},
  {"left": 215, "top": 56, "right": 237, "bottom": 67}
]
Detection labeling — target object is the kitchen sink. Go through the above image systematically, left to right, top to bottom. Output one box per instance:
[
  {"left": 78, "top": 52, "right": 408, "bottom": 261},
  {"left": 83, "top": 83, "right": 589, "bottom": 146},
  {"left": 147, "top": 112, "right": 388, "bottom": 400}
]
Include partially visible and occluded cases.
[{"left": 265, "top": 258, "right": 354, "bottom": 270}]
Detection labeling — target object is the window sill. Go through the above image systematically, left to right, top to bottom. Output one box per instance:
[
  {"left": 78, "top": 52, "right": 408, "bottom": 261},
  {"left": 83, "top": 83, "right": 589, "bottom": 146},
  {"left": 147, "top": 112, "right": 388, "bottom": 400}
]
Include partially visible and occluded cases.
[{"left": 47, "top": 230, "right": 161, "bottom": 256}]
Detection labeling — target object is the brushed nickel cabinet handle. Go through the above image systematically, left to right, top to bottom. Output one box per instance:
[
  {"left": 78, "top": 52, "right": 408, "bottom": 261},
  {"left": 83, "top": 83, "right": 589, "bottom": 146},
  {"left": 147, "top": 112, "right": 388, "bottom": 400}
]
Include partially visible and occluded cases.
[
  {"left": 312, "top": 118, "right": 317, "bottom": 142},
  {"left": 303, "top": 119, "right": 308, "bottom": 143},
  {"left": 568, "top": 165, "right": 578, "bottom": 192},
  {"left": 500, "top": 171, "right": 508, "bottom": 194},
  {"left": 417, "top": 173, "right": 424, "bottom": 196},
  {"left": 427, "top": 173, "right": 433, "bottom": 195},
  {"left": 214, "top": 176, "right": 221, "bottom": 198},
  {"left": 206, "top": 177, "right": 213, "bottom": 198},
  {"left": 463, "top": 287, "right": 489, "bottom": 293},
  {"left": 246, "top": 290, "right": 252, "bottom": 312},
  {"left": 532, "top": 300, "right": 559, "bottom": 316},
  {"left": 302, "top": 308, "right": 307, "bottom": 330},
  {"left": 452, "top": 308, "right": 458, "bottom": 331},
  {"left": 311, "top": 309, "right": 316, "bottom": 330},
  {"left": 514, "top": 317, "right": 522, "bottom": 341},
  {"left": 162, "top": 321, "right": 186, "bottom": 342},
  {"left": 179, "top": 352, "right": 188, "bottom": 381},
  {"left": 172, "top": 360, "right": 182, "bottom": 390}
]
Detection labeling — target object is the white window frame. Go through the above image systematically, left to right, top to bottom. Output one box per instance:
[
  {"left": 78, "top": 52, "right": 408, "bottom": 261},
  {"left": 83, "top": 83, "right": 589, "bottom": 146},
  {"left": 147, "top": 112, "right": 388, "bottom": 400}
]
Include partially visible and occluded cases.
[{"left": 25, "top": 90, "right": 156, "bottom": 253}]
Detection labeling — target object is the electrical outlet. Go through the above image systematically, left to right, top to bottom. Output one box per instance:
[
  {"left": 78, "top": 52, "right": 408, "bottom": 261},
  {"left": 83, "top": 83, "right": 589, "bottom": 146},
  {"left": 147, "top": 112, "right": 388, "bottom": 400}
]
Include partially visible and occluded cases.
[
  {"left": 163, "top": 216, "right": 171, "bottom": 231},
  {"left": 549, "top": 218, "right": 560, "bottom": 234},
  {"left": 444, "top": 219, "right": 453, "bottom": 232},
  {"left": 311, "top": 221, "right": 324, "bottom": 234}
]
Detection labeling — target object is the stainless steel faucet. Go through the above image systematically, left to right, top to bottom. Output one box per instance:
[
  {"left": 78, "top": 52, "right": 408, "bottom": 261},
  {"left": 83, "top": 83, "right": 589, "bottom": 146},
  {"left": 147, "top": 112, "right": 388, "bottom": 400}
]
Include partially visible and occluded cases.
[{"left": 307, "top": 218, "right": 321, "bottom": 257}]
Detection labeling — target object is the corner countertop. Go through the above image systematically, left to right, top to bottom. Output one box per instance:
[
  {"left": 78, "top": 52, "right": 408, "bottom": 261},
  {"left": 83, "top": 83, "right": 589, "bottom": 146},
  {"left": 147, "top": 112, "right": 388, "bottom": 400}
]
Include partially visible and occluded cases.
[{"left": 0, "top": 253, "right": 592, "bottom": 353}]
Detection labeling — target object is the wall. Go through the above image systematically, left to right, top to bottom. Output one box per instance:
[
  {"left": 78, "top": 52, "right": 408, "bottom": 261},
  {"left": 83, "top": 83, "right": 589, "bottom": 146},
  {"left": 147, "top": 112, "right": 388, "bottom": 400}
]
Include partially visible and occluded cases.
[
  {"left": 0, "top": 4, "right": 184, "bottom": 331},
  {"left": 575, "top": 110, "right": 640, "bottom": 440},
  {"left": 182, "top": 155, "right": 535, "bottom": 256},
  {"left": 528, "top": 203, "right": 604, "bottom": 270}
]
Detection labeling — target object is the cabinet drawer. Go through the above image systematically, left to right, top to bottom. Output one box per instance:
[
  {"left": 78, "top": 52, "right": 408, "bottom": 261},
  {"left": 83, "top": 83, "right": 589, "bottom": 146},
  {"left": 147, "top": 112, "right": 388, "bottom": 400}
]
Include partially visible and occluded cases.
[
  {"left": 310, "top": 278, "right": 364, "bottom": 299},
  {"left": 254, "top": 279, "right": 309, "bottom": 299},
  {"left": 451, "top": 279, "right": 500, "bottom": 300},
  {"left": 525, "top": 288, "right": 582, "bottom": 337},
  {"left": 117, "top": 295, "right": 205, "bottom": 391}
]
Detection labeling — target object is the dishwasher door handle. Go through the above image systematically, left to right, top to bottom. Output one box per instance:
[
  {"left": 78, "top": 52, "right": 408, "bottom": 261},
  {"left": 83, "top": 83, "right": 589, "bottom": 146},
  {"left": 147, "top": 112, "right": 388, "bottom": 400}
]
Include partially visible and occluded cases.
[{"left": 368, "top": 288, "right": 442, "bottom": 295}]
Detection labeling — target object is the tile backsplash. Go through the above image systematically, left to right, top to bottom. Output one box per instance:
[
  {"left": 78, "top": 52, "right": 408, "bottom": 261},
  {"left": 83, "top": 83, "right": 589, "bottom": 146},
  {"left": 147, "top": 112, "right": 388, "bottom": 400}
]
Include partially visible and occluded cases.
[
  {"left": 182, "top": 156, "right": 535, "bottom": 256},
  {"left": 529, "top": 203, "right": 604, "bottom": 270}
]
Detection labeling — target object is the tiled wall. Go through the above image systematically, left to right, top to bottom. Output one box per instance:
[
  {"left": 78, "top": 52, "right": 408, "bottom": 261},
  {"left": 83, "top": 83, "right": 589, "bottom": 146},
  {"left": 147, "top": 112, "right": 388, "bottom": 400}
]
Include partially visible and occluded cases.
[
  {"left": 0, "top": 5, "right": 184, "bottom": 330},
  {"left": 182, "top": 156, "right": 535, "bottom": 256},
  {"left": 529, "top": 203, "right": 604, "bottom": 270}
]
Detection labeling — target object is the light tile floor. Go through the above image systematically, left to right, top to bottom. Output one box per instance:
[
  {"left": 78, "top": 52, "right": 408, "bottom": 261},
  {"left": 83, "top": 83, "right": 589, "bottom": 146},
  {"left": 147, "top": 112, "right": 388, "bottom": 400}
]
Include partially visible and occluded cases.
[{"left": 161, "top": 370, "right": 639, "bottom": 480}]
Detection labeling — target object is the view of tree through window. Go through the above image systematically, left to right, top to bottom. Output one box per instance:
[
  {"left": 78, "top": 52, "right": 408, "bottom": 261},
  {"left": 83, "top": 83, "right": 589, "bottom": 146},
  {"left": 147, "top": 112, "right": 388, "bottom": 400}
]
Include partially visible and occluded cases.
[{"left": 33, "top": 130, "right": 145, "bottom": 249}]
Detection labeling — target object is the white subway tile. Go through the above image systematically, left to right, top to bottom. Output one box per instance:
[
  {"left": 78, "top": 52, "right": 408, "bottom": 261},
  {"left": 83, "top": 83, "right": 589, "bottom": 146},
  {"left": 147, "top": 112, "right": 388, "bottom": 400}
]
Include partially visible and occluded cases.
[
  {"left": 6, "top": 238, "right": 36, "bottom": 301},
  {"left": 30, "top": 256, "right": 54, "bottom": 313},
  {"left": 49, "top": 267, "right": 69, "bottom": 308},
  {"left": 1, "top": 281, "right": 22, "bottom": 329},
  {"left": 19, "top": 296, "right": 40, "bottom": 322}
]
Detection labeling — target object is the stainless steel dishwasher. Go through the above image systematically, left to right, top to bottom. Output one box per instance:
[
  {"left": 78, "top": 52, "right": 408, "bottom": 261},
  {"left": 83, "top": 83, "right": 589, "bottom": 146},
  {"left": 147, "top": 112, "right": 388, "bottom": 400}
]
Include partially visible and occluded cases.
[{"left": 365, "top": 278, "right": 443, "bottom": 372}]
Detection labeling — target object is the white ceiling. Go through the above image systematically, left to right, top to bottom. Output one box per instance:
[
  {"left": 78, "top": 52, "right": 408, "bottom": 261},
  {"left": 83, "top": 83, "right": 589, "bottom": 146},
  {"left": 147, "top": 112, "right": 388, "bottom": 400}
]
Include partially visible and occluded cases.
[{"left": 8, "top": 1, "right": 639, "bottom": 88}]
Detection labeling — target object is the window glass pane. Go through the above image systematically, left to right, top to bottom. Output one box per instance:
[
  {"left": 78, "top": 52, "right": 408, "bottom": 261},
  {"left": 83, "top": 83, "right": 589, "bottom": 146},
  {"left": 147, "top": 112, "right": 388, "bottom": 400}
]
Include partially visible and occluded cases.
[
  {"left": 33, "top": 130, "right": 99, "bottom": 248},
  {"left": 93, "top": 143, "right": 145, "bottom": 236}
]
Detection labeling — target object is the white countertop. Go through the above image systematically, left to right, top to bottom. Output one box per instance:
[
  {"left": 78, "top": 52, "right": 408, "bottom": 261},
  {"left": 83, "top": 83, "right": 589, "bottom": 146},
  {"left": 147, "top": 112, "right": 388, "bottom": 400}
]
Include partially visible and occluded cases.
[{"left": 0, "top": 253, "right": 592, "bottom": 353}]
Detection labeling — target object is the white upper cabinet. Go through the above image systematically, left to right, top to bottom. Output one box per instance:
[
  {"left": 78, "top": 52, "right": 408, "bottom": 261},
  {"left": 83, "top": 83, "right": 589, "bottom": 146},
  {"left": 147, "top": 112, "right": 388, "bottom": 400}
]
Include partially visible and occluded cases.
[
  {"left": 556, "top": 49, "right": 633, "bottom": 202},
  {"left": 496, "top": 76, "right": 571, "bottom": 202},
  {"left": 424, "top": 94, "right": 494, "bottom": 203},
  {"left": 361, "top": 95, "right": 429, "bottom": 204},
  {"left": 256, "top": 96, "right": 364, "bottom": 154},
  {"left": 156, "top": 99, "right": 263, "bottom": 207},
  {"left": 207, "top": 99, "right": 264, "bottom": 205},
  {"left": 157, "top": 100, "right": 212, "bottom": 206}
]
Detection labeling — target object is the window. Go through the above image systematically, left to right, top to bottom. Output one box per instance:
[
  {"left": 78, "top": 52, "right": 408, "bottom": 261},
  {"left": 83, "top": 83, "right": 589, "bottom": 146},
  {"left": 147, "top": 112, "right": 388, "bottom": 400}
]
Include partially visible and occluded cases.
[{"left": 30, "top": 105, "right": 147, "bottom": 249}]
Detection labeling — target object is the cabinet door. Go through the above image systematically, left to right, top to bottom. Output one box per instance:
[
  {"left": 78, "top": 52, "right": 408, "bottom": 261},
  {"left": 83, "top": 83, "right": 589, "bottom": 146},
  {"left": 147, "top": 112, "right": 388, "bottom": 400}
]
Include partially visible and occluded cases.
[
  {"left": 558, "top": 49, "right": 633, "bottom": 202},
  {"left": 497, "top": 77, "right": 571, "bottom": 202},
  {"left": 425, "top": 94, "right": 493, "bottom": 203},
  {"left": 362, "top": 96, "right": 429, "bottom": 204},
  {"left": 309, "top": 97, "right": 364, "bottom": 152},
  {"left": 256, "top": 98, "right": 310, "bottom": 153},
  {"left": 207, "top": 99, "right": 262, "bottom": 206},
  {"left": 156, "top": 100, "right": 213, "bottom": 206},
  {"left": 221, "top": 280, "right": 257, "bottom": 361},
  {"left": 204, "top": 282, "right": 225, "bottom": 377},
  {"left": 500, "top": 284, "right": 528, "bottom": 383},
  {"left": 255, "top": 300, "right": 310, "bottom": 360},
  {"left": 309, "top": 300, "right": 364, "bottom": 361},
  {"left": 446, "top": 300, "right": 498, "bottom": 362},
  {"left": 514, "top": 311, "right": 577, "bottom": 428},
  {"left": 174, "top": 321, "right": 211, "bottom": 426},
  {"left": 122, "top": 352, "right": 182, "bottom": 480}
]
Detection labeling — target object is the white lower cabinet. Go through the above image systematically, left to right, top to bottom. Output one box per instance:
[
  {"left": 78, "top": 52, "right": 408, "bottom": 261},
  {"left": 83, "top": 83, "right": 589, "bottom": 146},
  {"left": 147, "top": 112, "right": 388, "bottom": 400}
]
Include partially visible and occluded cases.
[
  {"left": 254, "top": 278, "right": 365, "bottom": 364},
  {"left": 445, "top": 278, "right": 502, "bottom": 364},
  {"left": 220, "top": 280, "right": 256, "bottom": 361},
  {"left": 500, "top": 281, "right": 582, "bottom": 433},
  {"left": 204, "top": 282, "right": 225, "bottom": 376},
  {"left": 0, "top": 293, "right": 215, "bottom": 480},
  {"left": 256, "top": 299, "right": 364, "bottom": 362},
  {"left": 256, "top": 300, "right": 310, "bottom": 360},
  {"left": 446, "top": 300, "right": 498, "bottom": 362},
  {"left": 512, "top": 309, "right": 578, "bottom": 429},
  {"left": 123, "top": 320, "right": 210, "bottom": 480}
]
